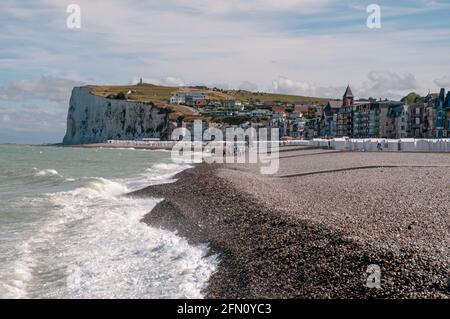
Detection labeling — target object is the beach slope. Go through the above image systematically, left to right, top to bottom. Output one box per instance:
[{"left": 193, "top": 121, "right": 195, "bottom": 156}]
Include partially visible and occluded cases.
[{"left": 131, "top": 150, "right": 449, "bottom": 298}]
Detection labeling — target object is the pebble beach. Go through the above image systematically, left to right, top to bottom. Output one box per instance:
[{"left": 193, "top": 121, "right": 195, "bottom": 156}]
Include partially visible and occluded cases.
[{"left": 130, "top": 148, "right": 450, "bottom": 298}]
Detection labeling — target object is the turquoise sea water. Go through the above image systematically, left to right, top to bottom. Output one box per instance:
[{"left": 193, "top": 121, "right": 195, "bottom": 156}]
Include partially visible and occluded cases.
[{"left": 0, "top": 145, "right": 216, "bottom": 298}]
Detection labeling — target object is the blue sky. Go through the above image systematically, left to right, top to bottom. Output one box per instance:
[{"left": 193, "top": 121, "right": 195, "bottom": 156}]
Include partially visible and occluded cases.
[{"left": 1, "top": 0, "right": 450, "bottom": 143}]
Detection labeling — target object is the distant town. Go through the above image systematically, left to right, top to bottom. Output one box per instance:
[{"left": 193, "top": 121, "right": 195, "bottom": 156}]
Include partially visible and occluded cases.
[
  {"left": 80, "top": 79, "right": 450, "bottom": 147},
  {"left": 163, "top": 83, "right": 450, "bottom": 141}
]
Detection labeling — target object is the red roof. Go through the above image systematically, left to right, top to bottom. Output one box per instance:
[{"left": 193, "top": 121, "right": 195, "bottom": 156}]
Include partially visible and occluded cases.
[
  {"left": 294, "top": 105, "right": 308, "bottom": 114},
  {"left": 272, "top": 106, "right": 288, "bottom": 114}
]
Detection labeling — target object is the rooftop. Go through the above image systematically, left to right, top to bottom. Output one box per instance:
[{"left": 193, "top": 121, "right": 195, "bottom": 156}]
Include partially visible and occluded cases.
[{"left": 343, "top": 85, "right": 354, "bottom": 98}]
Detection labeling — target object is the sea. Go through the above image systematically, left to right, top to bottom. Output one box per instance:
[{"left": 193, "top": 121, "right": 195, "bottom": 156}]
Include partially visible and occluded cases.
[{"left": 0, "top": 144, "right": 217, "bottom": 299}]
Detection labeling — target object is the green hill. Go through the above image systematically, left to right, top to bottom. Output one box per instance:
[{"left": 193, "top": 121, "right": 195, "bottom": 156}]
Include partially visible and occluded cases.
[{"left": 88, "top": 83, "right": 335, "bottom": 106}]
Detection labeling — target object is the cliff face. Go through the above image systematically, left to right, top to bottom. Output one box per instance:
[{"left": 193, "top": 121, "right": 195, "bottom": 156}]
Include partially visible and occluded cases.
[{"left": 63, "top": 87, "right": 169, "bottom": 144}]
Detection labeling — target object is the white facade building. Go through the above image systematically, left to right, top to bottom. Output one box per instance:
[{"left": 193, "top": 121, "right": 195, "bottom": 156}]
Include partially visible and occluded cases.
[
  {"left": 169, "top": 92, "right": 186, "bottom": 105},
  {"left": 169, "top": 92, "right": 205, "bottom": 105},
  {"left": 223, "top": 100, "right": 244, "bottom": 110}
]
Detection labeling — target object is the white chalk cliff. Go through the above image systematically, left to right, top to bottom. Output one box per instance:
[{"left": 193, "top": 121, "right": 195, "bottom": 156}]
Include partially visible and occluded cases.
[{"left": 63, "top": 87, "right": 169, "bottom": 144}]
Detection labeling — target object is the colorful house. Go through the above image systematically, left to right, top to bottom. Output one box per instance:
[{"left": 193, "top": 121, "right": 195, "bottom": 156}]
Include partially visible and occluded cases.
[
  {"left": 336, "top": 86, "right": 355, "bottom": 137},
  {"left": 435, "top": 88, "right": 446, "bottom": 138},
  {"left": 445, "top": 91, "right": 450, "bottom": 137},
  {"left": 319, "top": 100, "right": 340, "bottom": 137},
  {"left": 352, "top": 102, "right": 383, "bottom": 138},
  {"left": 409, "top": 102, "right": 426, "bottom": 138},
  {"left": 386, "top": 104, "right": 410, "bottom": 138}
]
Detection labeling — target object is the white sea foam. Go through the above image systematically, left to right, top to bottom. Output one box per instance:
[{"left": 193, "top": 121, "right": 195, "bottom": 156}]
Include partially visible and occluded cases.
[
  {"left": 1, "top": 160, "right": 216, "bottom": 299},
  {"left": 122, "top": 162, "right": 193, "bottom": 191},
  {"left": 151, "top": 163, "right": 187, "bottom": 171},
  {"left": 33, "top": 168, "right": 62, "bottom": 178},
  {"left": 73, "top": 178, "right": 130, "bottom": 198},
  {"left": 0, "top": 242, "right": 35, "bottom": 298}
]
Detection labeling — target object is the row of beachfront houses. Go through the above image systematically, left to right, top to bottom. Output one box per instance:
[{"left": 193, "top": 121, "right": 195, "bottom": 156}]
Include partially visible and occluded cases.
[
  {"left": 168, "top": 87, "right": 450, "bottom": 140},
  {"left": 301, "top": 87, "right": 450, "bottom": 140}
]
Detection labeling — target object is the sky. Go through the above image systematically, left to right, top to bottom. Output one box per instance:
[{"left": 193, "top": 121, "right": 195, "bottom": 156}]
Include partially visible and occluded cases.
[{"left": 1, "top": 0, "right": 450, "bottom": 144}]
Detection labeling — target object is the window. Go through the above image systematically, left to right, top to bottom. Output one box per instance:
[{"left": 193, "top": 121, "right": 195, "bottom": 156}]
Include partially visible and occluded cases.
[{"left": 416, "top": 118, "right": 420, "bottom": 125}]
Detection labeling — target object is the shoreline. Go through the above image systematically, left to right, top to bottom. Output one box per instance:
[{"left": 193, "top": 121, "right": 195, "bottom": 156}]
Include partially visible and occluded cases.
[
  {"left": 64, "top": 143, "right": 173, "bottom": 150},
  {"left": 130, "top": 152, "right": 449, "bottom": 299}
]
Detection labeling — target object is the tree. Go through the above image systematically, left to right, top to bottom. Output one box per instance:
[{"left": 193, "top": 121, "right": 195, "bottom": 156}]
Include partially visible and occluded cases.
[
  {"left": 116, "top": 92, "right": 126, "bottom": 100},
  {"left": 400, "top": 92, "right": 423, "bottom": 104},
  {"left": 304, "top": 106, "right": 317, "bottom": 119},
  {"left": 177, "top": 115, "right": 185, "bottom": 124}
]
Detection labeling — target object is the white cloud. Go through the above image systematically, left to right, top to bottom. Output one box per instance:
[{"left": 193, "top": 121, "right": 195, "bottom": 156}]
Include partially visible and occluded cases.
[
  {"left": 171, "top": 0, "right": 334, "bottom": 14},
  {"left": 4, "top": 1, "right": 450, "bottom": 97},
  {"left": 358, "top": 71, "right": 419, "bottom": 99},
  {"left": 270, "top": 72, "right": 422, "bottom": 100},
  {"left": 0, "top": 76, "right": 84, "bottom": 103},
  {"left": 160, "top": 76, "right": 185, "bottom": 86},
  {"left": 271, "top": 76, "right": 315, "bottom": 96},
  {"left": 434, "top": 76, "right": 450, "bottom": 88},
  {"left": 0, "top": 77, "right": 84, "bottom": 141},
  {"left": 270, "top": 77, "right": 346, "bottom": 99},
  {"left": 238, "top": 81, "right": 259, "bottom": 92},
  {"left": 315, "top": 86, "right": 346, "bottom": 99},
  {"left": 0, "top": 102, "right": 67, "bottom": 133}
]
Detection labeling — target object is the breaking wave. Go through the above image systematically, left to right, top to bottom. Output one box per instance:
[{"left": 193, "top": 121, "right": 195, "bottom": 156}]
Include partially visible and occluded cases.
[{"left": 0, "top": 154, "right": 216, "bottom": 299}]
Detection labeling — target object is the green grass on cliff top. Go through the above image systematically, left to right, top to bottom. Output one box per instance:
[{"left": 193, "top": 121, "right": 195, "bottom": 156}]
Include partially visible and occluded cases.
[
  {"left": 88, "top": 83, "right": 336, "bottom": 121},
  {"left": 88, "top": 84, "right": 334, "bottom": 106}
]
